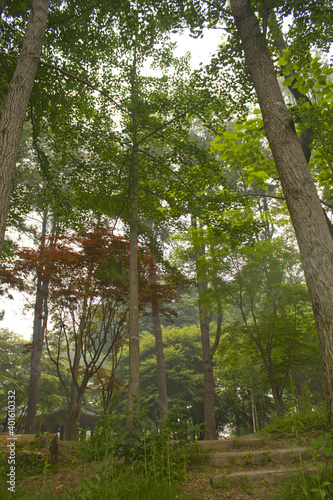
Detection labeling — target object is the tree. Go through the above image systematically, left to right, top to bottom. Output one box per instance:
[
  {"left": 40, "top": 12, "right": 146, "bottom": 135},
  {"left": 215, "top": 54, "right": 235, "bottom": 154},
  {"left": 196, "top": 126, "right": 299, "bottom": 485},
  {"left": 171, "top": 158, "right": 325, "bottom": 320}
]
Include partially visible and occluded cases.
[
  {"left": 0, "top": 0, "right": 50, "bottom": 256},
  {"left": 228, "top": 0, "right": 333, "bottom": 426},
  {"left": 25, "top": 211, "right": 57, "bottom": 434},
  {"left": 191, "top": 218, "right": 219, "bottom": 440},
  {"left": 1, "top": 226, "right": 132, "bottom": 438},
  {"left": 42, "top": 228, "right": 131, "bottom": 439},
  {"left": 218, "top": 237, "right": 317, "bottom": 417},
  {"left": 143, "top": 249, "right": 188, "bottom": 424},
  {"left": 116, "top": 325, "right": 205, "bottom": 433},
  {"left": 0, "top": 328, "right": 66, "bottom": 432},
  {"left": 0, "top": 329, "right": 30, "bottom": 431}
]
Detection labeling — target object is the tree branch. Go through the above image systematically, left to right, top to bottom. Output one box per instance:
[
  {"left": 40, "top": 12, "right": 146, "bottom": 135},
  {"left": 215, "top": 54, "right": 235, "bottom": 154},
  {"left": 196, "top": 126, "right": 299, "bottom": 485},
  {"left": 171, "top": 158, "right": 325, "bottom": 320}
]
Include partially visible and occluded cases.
[{"left": 137, "top": 97, "right": 209, "bottom": 145}]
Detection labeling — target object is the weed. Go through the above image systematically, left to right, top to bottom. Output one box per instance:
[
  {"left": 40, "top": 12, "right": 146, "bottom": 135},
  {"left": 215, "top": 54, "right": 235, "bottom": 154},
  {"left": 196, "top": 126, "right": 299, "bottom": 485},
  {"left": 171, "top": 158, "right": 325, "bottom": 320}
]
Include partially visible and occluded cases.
[
  {"left": 262, "top": 405, "right": 329, "bottom": 437},
  {"left": 80, "top": 406, "right": 203, "bottom": 484},
  {"left": 271, "top": 416, "right": 333, "bottom": 499},
  {"left": 232, "top": 438, "right": 242, "bottom": 449},
  {"left": 262, "top": 450, "right": 272, "bottom": 466},
  {"left": 241, "top": 452, "right": 253, "bottom": 466},
  {"left": 77, "top": 472, "right": 195, "bottom": 500}
]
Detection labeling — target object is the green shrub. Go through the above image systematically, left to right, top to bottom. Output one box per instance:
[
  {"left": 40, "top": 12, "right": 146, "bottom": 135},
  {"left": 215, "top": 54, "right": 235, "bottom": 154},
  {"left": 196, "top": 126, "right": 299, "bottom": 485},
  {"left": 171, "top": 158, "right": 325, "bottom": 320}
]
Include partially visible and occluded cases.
[
  {"left": 262, "top": 406, "right": 329, "bottom": 436},
  {"left": 80, "top": 407, "right": 204, "bottom": 483}
]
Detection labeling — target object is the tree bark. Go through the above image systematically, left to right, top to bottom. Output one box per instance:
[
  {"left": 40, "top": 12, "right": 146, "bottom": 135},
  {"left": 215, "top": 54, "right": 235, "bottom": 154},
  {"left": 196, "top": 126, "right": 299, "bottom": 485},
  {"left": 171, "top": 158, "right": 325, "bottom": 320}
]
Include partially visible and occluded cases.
[
  {"left": 0, "top": 0, "right": 50, "bottom": 257},
  {"left": 230, "top": 0, "right": 333, "bottom": 426},
  {"left": 126, "top": 60, "right": 140, "bottom": 431},
  {"left": 25, "top": 210, "right": 51, "bottom": 434},
  {"left": 192, "top": 219, "right": 217, "bottom": 440},
  {"left": 149, "top": 262, "right": 168, "bottom": 424},
  {"left": 63, "top": 345, "right": 82, "bottom": 440}
]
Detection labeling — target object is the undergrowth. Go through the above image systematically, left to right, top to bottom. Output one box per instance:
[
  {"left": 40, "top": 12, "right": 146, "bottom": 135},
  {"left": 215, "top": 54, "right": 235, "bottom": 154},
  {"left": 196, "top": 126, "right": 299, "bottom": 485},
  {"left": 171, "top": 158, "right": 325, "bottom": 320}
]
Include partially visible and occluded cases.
[
  {"left": 262, "top": 405, "right": 329, "bottom": 437},
  {"left": 264, "top": 406, "right": 333, "bottom": 499},
  {"left": 0, "top": 407, "right": 202, "bottom": 499},
  {"left": 76, "top": 407, "right": 203, "bottom": 499}
]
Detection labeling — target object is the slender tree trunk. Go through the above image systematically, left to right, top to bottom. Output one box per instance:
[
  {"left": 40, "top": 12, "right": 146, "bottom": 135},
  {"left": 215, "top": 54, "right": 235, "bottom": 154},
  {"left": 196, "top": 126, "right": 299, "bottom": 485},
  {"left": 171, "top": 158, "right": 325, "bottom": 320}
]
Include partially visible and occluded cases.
[
  {"left": 0, "top": 0, "right": 50, "bottom": 256},
  {"left": 230, "top": 0, "right": 333, "bottom": 426},
  {"left": 126, "top": 61, "right": 140, "bottom": 431},
  {"left": 25, "top": 210, "right": 51, "bottom": 434},
  {"left": 192, "top": 219, "right": 217, "bottom": 440},
  {"left": 149, "top": 262, "right": 168, "bottom": 424},
  {"left": 198, "top": 282, "right": 218, "bottom": 439},
  {"left": 258, "top": 343, "right": 285, "bottom": 417},
  {"left": 292, "top": 356, "right": 306, "bottom": 410},
  {"left": 267, "top": 369, "right": 284, "bottom": 418},
  {"left": 251, "top": 389, "right": 257, "bottom": 433}
]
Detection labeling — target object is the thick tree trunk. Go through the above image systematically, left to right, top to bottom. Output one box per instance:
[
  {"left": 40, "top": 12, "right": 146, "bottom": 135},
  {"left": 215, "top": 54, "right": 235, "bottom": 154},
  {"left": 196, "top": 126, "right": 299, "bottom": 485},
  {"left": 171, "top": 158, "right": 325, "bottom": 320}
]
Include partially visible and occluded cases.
[
  {"left": 0, "top": 0, "right": 50, "bottom": 256},
  {"left": 230, "top": 0, "right": 333, "bottom": 426},
  {"left": 126, "top": 66, "right": 140, "bottom": 431},
  {"left": 149, "top": 264, "right": 168, "bottom": 424},
  {"left": 64, "top": 341, "right": 82, "bottom": 440},
  {"left": 64, "top": 382, "right": 81, "bottom": 440}
]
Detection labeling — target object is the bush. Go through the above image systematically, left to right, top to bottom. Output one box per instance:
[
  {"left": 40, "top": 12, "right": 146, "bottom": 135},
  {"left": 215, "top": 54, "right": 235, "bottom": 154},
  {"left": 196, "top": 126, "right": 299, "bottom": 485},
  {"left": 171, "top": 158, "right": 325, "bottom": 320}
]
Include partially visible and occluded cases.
[
  {"left": 261, "top": 406, "right": 329, "bottom": 436},
  {"left": 80, "top": 407, "right": 204, "bottom": 483}
]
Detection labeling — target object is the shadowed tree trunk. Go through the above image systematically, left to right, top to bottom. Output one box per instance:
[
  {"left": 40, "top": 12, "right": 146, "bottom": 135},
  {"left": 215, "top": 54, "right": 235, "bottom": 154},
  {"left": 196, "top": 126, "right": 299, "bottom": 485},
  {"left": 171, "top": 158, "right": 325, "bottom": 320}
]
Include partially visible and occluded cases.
[
  {"left": 0, "top": 0, "right": 50, "bottom": 256},
  {"left": 230, "top": 0, "right": 333, "bottom": 426},
  {"left": 126, "top": 56, "right": 140, "bottom": 431},
  {"left": 25, "top": 212, "right": 56, "bottom": 434},
  {"left": 192, "top": 218, "right": 218, "bottom": 440},
  {"left": 149, "top": 260, "right": 168, "bottom": 424}
]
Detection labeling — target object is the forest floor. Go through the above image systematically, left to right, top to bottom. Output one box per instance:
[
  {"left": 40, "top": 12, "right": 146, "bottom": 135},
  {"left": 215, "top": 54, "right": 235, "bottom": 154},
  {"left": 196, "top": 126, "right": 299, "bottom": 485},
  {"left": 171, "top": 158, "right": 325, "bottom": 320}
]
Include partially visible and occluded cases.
[
  {"left": 0, "top": 430, "right": 330, "bottom": 499},
  {"left": 180, "top": 432, "right": 314, "bottom": 500}
]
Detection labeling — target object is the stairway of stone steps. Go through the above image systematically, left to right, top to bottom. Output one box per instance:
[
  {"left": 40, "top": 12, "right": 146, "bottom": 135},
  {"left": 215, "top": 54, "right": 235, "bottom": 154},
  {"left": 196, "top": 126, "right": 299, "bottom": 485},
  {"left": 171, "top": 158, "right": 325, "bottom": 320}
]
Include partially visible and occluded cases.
[{"left": 198, "top": 434, "right": 319, "bottom": 487}]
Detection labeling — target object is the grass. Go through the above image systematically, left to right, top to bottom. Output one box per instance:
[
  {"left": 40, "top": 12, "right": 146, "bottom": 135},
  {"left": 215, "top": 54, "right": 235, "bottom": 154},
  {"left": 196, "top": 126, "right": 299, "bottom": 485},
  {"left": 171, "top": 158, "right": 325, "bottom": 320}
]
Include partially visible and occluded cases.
[
  {"left": 261, "top": 405, "right": 329, "bottom": 437},
  {"left": 1, "top": 406, "right": 332, "bottom": 500},
  {"left": 261, "top": 406, "right": 333, "bottom": 499}
]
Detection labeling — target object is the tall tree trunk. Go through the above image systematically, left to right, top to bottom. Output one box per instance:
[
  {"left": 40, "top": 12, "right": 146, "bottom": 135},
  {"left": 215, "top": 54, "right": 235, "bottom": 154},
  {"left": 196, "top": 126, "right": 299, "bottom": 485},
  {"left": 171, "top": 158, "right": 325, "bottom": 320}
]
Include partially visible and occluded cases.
[
  {"left": 0, "top": 0, "right": 50, "bottom": 256},
  {"left": 230, "top": 0, "right": 333, "bottom": 426},
  {"left": 126, "top": 60, "right": 140, "bottom": 431},
  {"left": 25, "top": 210, "right": 51, "bottom": 434},
  {"left": 192, "top": 219, "right": 217, "bottom": 440},
  {"left": 149, "top": 262, "right": 168, "bottom": 424},
  {"left": 292, "top": 356, "right": 306, "bottom": 410},
  {"left": 250, "top": 389, "right": 257, "bottom": 433}
]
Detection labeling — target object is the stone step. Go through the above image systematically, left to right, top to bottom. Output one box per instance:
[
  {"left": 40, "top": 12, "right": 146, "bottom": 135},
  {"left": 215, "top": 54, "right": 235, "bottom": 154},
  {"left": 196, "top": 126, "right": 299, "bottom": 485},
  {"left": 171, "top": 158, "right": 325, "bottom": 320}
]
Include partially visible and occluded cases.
[
  {"left": 199, "top": 436, "right": 268, "bottom": 452},
  {"left": 208, "top": 446, "right": 313, "bottom": 467},
  {"left": 211, "top": 466, "right": 317, "bottom": 487}
]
